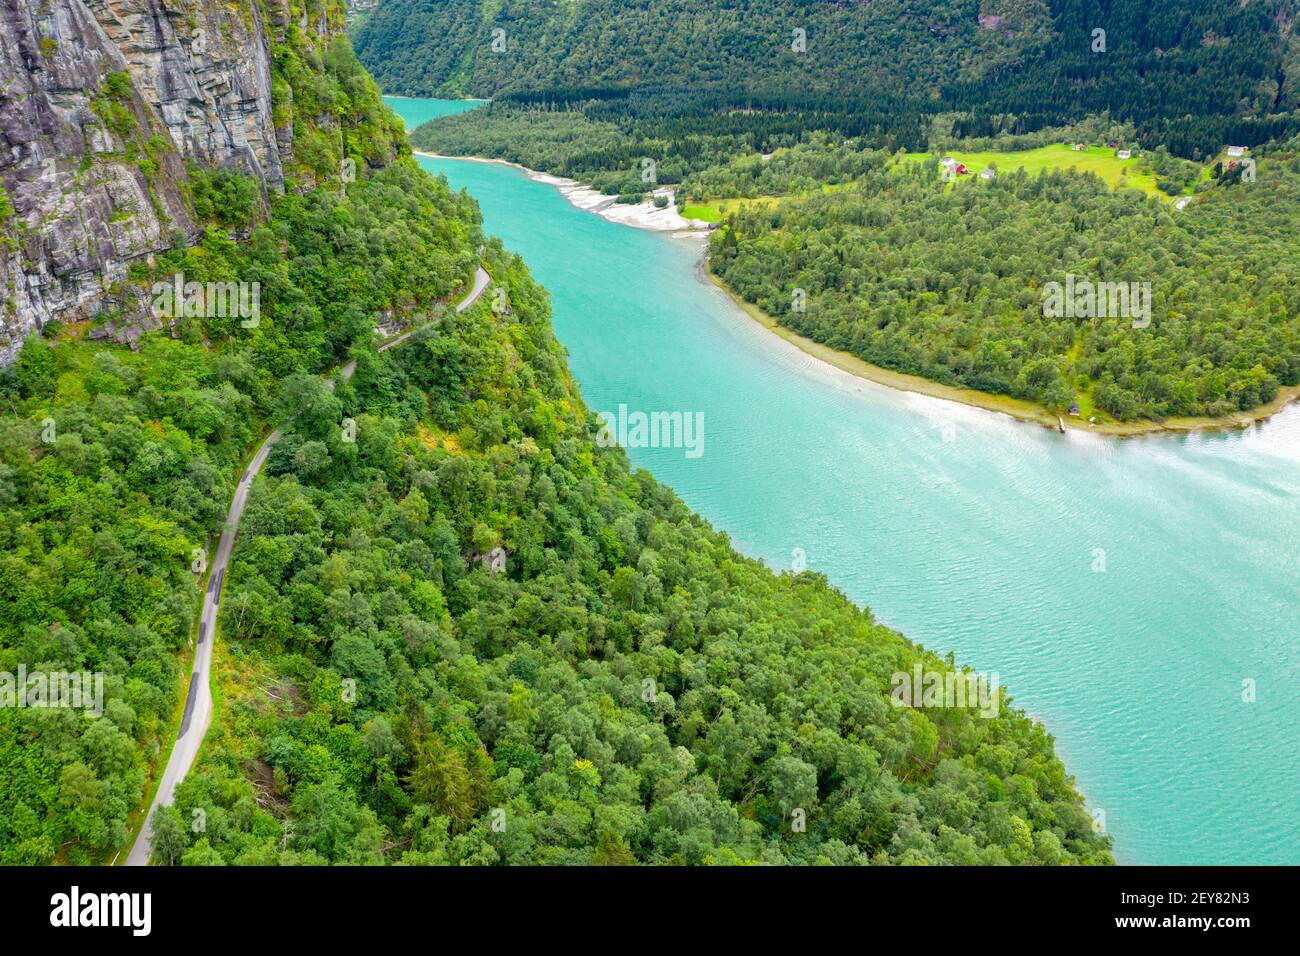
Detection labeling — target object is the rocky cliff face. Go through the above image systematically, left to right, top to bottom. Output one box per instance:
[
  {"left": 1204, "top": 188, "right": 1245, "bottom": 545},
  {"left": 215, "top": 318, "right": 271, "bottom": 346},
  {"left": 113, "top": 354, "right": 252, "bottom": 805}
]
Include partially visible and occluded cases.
[
  {"left": 0, "top": 0, "right": 318, "bottom": 363},
  {"left": 84, "top": 0, "right": 287, "bottom": 188}
]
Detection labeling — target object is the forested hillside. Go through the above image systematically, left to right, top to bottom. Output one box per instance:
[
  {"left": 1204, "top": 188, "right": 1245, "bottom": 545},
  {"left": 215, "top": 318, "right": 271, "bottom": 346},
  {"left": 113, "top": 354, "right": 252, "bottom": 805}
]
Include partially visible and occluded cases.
[
  {"left": 0, "top": 0, "right": 477, "bottom": 864},
  {"left": 358, "top": 0, "right": 1300, "bottom": 157},
  {"left": 0, "top": 3, "right": 1113, "bottom": 867},
  {"left": 409, "top": 106, "right": 812, "bottom": 196},
  {"left": 709, "top": 139, "right": 1300, "bottom": 421},
  {"left": 0, "top": 158, "right": 480, "bottom": 863},
  {"left": 148, "top": 242, "right": 1110, "bottom": 867}
]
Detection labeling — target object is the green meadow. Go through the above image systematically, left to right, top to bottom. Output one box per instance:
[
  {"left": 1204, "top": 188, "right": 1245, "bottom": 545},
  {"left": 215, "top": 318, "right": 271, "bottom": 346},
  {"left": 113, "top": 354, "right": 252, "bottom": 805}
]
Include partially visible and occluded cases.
[
  {"left": 907, "top": 144, "right": 1170, "bottom": 198},
  {"left": 681, "top": 195, "right": 778, "bottom": 222}
]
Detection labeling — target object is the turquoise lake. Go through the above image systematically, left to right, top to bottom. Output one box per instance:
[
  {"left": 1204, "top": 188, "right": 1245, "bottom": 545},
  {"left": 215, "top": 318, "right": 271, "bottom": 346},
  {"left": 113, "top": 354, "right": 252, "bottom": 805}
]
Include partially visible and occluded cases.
[
  {"left": 382, "top": 96, "right": 486, "bottom": 125},
  {"left": 389, "top": 98, "right": 1300, "bottom": 865}
]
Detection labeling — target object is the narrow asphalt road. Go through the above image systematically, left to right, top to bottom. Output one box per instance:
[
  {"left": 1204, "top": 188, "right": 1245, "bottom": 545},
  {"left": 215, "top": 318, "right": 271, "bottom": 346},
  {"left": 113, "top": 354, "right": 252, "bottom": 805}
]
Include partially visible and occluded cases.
[{"left": 125, "top": 266, "right": 491, "bottom": 865}]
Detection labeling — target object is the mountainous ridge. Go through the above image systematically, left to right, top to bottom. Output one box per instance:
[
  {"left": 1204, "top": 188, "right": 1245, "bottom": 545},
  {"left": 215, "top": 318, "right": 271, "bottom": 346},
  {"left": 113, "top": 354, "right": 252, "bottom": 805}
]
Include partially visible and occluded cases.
[{"left": 356, "top": 0, "right": 1300, "bottom": 152}]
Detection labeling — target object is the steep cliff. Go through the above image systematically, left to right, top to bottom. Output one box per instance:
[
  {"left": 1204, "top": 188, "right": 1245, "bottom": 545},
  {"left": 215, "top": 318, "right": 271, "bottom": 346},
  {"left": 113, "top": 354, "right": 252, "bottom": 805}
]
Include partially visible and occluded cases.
[
  {"left": 0, "top": 0, "right": 394, "bottom": 362},
  {"left": 1, "top": 0, "right": 189, "bottom": 361},
  {"left": 83, "top": 0, "right": 286, "bottom": 189}
]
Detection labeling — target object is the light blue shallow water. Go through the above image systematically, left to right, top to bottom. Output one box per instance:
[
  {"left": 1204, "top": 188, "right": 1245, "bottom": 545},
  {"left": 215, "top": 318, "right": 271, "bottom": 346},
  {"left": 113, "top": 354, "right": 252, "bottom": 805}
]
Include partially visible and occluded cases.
[
  {"left": 382, "top": 96, "right": 484, "bottom": 125},
  {"left": 390, "top": 100, "right": 1300, "bottom": 865}
]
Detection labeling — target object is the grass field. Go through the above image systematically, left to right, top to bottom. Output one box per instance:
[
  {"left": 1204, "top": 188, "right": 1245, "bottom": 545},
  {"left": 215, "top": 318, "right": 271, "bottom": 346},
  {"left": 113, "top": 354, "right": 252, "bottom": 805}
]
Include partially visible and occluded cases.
[
  {"left": 907, "top": 144, "right": 1170, "bottom": 198},
  {"left": 682, "top": 182, "right": 857, "bottom": 223},
  {"left": 680, "top": 195, "right": 779, "bottom": 222}
]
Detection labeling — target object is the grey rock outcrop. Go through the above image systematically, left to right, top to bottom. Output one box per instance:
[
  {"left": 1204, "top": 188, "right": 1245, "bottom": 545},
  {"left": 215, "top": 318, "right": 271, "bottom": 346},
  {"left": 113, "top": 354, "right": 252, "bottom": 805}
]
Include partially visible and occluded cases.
[
  {"left": 0, "top": 0, "right": 299, "bottom": 363},
  {"left": 83, "top": 0, "right": 285, "bottom": 188}
]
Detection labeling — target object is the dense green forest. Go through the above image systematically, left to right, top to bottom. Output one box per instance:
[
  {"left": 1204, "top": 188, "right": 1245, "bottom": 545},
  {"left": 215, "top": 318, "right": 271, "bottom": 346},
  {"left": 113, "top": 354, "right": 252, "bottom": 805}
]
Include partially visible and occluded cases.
[
  {"left": 359, "top": 0, "right": 1300, "bottom": 158},
  {"left": 0, "top": 8, "right": 1114, "bottom": 866},
  {"left": 0, "top": 8, "right": 480, "bottom": 864},
  {"left": 409, "top": 105, "right": 812, "bottom": 196},
  {"left": 708, "top": 139, "right": 1300, "bottom": 421},
  {"left": 0, "top": 157, "right": 480, "bottom": 864}
]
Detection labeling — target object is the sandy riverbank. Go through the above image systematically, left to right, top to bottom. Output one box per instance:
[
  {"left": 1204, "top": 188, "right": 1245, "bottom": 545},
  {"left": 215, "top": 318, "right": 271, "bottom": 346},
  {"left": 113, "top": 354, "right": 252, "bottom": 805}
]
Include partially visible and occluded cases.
[
  {"left": 413, "top": 151, "right": 713, "bottom": 232},
  {"left": 705, "top": 265, "right": 1300, "bottom": 439}
]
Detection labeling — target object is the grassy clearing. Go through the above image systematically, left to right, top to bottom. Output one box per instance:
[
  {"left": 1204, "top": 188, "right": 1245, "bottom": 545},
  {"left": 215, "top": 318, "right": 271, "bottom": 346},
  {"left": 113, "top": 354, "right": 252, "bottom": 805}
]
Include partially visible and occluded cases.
[
  {"left": 906, "top": 144, "right": 1170, "bottom": 198},
  {"left": 682, "top": 182, "right": 855, "bottom": 223},
  {"left": 681, "top": 195, "right": 779, "bottom": 222}
]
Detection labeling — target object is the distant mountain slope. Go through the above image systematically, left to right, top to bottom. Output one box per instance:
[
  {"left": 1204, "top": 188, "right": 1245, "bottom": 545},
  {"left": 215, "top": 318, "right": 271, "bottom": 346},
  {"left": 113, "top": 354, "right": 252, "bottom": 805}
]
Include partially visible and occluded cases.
[
  {"left": 356, "top": 0, "right": 1298, "bottom": 147},
  {"left": 356, "top": 0, "right": 1055, "bottom": 98}
]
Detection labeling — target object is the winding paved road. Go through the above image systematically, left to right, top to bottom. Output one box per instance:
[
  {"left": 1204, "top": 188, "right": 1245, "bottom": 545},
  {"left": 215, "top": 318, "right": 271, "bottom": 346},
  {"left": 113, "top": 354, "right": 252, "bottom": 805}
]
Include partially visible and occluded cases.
[{"left": 125, "top": 266, "right": 491, "bottom": 865}]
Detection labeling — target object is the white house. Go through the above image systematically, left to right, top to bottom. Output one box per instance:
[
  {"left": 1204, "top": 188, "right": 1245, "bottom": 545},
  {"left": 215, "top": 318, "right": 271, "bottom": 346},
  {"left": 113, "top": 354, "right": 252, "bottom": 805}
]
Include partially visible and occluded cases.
[
  {"left": 1226, "top": 145, "right": 1248, "bottom": 158},
  {"left": 1116, "top": 149, "right": 1132, "bottom": 160}
]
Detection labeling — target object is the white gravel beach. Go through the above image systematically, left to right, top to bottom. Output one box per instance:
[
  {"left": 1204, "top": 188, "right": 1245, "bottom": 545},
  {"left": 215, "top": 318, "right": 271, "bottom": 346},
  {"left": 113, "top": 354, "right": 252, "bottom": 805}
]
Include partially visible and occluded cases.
[{"left": 413, "top": 151, "right": 713, "bottom": 232}]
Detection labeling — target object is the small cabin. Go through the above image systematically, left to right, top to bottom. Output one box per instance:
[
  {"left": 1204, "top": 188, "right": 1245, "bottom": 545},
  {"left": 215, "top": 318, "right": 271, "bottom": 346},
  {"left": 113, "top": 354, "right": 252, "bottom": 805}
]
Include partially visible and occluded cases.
[
  {"left": 1071, "top": 143, "right": 1085, "bottom": 151},
  {"left": 1226, "top": 145, "right": 1248, "bottom": 158},
  {"left": 1116, "top": 149, "right": 1132, "bottom": 160},
  {"left": 979, "top": 168, "right": 995, "bottom": 180},
  {"left": 1068, "top": 402, "right": 1082, "bottom": 417}
]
